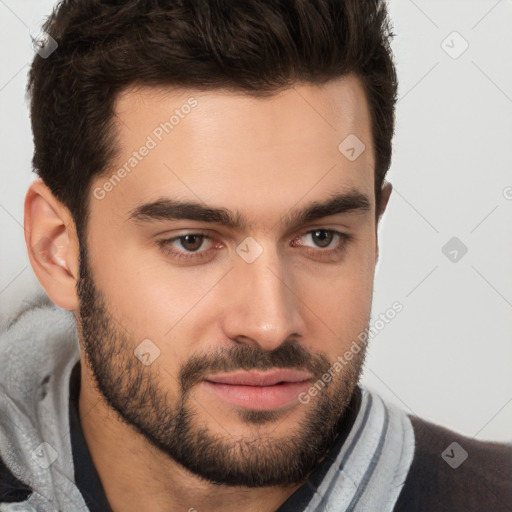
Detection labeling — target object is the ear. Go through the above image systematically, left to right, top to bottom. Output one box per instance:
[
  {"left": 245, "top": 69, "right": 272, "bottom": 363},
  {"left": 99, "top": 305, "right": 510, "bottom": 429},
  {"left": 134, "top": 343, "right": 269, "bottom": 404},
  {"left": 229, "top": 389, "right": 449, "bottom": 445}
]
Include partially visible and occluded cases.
[
  {"left": 24, "top": 178, "right": 80, "bottom": 311},
  {"left": 375, "top": 181, "right": 392, "bottom": 264}
]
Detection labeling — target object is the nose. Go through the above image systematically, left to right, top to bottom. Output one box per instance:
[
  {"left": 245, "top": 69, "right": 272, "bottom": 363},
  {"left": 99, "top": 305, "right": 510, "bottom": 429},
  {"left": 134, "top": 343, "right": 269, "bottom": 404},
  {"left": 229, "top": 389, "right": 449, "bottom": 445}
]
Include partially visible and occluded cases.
[{"left": 220, "top": 246, "right": 307, "bottom": 351}]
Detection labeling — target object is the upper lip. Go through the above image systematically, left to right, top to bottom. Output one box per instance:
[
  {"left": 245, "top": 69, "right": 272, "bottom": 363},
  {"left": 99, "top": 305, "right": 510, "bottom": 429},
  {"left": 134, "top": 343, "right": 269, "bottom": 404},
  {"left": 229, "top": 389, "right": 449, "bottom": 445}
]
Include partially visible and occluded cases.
[{"left": 205, "top": 369, "right": 313, "bottom": 386}]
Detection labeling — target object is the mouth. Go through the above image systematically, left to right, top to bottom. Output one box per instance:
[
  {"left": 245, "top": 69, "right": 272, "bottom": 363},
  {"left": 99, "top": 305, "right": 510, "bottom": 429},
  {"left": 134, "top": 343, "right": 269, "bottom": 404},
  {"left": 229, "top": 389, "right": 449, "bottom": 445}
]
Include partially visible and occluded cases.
[{"left": 201, "top": 369, "right": 313, "bottom": 410}]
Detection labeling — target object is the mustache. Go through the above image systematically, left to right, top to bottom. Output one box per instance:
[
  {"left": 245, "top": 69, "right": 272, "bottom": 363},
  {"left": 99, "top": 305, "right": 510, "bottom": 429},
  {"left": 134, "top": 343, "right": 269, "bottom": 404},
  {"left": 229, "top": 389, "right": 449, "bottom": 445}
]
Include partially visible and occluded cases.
[{"left": 179, "top": 340, "right": 332, "bottom": 394}]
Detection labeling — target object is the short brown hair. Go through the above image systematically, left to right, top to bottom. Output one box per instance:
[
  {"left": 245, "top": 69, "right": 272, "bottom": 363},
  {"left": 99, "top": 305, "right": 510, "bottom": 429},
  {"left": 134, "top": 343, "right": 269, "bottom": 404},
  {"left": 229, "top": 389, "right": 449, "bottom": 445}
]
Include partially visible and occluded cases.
[{"left": 28, "top": 0, "right": 397, "bottom": 241}]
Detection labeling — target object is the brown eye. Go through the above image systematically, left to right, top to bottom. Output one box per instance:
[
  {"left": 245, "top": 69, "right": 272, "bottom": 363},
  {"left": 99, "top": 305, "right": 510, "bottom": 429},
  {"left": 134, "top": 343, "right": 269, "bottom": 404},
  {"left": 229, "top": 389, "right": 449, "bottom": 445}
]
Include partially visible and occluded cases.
[
  {"left": 290, "top": 229, "right": 352, "bottom": 263},
  {"left": 298, "top": 229, "right": 341, "bottom": 249},
  {"left": 310, "top": 230, "right": 334, "bottom": 248},
  {"left": 157, "top": 231, "right": 219, "bottom": 263},
  {"left": 178, "top": 234, "right": 206, "bottom": 252}
]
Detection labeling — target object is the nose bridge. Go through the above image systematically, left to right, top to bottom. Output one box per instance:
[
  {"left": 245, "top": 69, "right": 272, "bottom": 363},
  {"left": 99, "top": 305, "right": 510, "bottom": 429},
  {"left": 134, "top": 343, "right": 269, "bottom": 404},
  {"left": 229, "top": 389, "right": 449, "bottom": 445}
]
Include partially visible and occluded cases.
[{"left": 221, "top": 244, "right": 305, "bottom": 350}]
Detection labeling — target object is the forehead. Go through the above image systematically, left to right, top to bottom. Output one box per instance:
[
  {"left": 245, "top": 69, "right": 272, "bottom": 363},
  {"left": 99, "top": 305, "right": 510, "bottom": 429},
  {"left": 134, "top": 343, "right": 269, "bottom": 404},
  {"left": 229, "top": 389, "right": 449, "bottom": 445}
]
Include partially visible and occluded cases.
[
  {"left": 90, "top": 75, "right": 375, "bottom": 230},
  {"left": 114, "top": 75, "right": 372, "bottom": 151}
]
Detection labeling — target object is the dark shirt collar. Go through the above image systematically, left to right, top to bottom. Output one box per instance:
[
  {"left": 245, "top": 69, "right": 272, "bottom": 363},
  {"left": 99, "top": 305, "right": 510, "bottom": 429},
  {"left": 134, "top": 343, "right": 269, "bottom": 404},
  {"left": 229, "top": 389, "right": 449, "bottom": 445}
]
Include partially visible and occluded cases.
[
  {"left": 69, "top": 362, "right": 361, "bottom": 512},
  {"left": 69, "top": 362, "right": 114, "bottom": 512}
]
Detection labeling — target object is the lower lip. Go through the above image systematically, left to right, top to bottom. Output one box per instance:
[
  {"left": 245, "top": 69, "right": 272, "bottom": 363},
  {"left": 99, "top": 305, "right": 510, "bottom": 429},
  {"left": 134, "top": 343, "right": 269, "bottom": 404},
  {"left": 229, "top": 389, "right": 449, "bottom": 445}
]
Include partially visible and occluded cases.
[{"left": 201, "top": 380, "right": 311, "bottom": 410}]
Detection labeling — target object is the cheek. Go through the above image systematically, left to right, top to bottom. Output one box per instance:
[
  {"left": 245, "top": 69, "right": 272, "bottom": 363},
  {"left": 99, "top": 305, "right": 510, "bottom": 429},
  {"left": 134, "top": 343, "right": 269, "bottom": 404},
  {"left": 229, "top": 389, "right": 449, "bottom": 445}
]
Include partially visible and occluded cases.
[
  {"left": 83, "top": 225, "right": 174, "bottom": 341},
  {"left": 296, "top": 233, "right": 376, "bottom": 354},
  {"left": 87, "top": 235, "right": 227, "bottom": 365}
]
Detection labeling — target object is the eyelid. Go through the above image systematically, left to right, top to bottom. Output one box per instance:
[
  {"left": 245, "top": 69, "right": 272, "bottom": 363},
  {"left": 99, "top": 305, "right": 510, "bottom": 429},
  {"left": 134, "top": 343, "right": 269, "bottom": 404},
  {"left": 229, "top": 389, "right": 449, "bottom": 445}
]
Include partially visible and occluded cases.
[{"left": 157, "top": 230, "right": 217, "bottom": 250}]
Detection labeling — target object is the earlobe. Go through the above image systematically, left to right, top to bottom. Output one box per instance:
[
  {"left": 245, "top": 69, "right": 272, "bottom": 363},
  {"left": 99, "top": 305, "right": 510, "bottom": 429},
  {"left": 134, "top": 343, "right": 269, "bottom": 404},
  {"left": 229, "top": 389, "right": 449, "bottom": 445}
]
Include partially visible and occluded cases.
[{"left": 24, "top": 179, "right": 80, "bottom": 311}]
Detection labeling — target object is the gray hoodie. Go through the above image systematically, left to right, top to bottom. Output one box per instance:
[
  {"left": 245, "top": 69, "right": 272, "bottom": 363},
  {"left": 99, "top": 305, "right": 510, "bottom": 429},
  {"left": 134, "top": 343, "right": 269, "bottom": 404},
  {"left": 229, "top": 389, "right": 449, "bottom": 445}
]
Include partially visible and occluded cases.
[{"left": 0, "top": 296, "right": 88, "bottom": 511}]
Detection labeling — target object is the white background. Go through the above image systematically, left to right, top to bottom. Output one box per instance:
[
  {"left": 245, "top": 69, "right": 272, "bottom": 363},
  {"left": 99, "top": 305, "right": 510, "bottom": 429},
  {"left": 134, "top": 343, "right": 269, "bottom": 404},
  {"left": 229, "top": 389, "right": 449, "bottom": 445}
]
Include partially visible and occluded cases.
[{"left": 1, "top": 0, "right": 511, "bottom": 441}]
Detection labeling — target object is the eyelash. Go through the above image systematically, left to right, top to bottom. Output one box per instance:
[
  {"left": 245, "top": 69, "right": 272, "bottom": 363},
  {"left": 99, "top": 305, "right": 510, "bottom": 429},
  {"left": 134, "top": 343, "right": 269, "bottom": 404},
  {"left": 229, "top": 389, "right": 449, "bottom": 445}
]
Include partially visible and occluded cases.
[{"left": 156, "top": 229, "right": 352, "bottom": 262}]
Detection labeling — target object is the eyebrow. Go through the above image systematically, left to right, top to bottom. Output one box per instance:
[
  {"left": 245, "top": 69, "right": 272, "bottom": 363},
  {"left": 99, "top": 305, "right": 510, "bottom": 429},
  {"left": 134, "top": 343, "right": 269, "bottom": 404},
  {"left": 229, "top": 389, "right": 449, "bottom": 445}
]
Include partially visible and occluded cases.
[{"left": 128, "top": 189, "right": 372, "bottom": 231}]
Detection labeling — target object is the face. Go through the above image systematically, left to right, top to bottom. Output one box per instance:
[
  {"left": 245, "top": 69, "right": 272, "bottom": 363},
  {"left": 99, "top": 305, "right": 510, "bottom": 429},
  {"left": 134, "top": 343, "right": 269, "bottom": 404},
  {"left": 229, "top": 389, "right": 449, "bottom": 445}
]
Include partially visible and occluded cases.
[{"left": 77, "top": 75, "right": 378, "bottom": 486}]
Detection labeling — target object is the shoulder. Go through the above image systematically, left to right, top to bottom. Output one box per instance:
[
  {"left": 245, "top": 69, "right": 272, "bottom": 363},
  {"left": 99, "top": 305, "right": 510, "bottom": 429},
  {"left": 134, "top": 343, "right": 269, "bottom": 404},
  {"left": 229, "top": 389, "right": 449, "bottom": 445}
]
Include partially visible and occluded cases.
[
  {"left": 0, "top": 293, "right": 78, "bottom": 378},
  {"left": 0, "top": 295, "right": 79, "bottom": 505},
  {"left": 394, "top": 414, "right": 512, "bottom": 511},
  {"left": 0, "top": 456, "right": 32, "bottom": 504}
]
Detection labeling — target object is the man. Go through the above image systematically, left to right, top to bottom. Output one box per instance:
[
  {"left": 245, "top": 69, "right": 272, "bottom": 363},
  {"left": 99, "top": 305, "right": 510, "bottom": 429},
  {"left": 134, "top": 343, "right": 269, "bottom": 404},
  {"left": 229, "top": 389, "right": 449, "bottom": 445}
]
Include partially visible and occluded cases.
[{"left": 0, "top": 0, "right": 510, "bottom": 511}]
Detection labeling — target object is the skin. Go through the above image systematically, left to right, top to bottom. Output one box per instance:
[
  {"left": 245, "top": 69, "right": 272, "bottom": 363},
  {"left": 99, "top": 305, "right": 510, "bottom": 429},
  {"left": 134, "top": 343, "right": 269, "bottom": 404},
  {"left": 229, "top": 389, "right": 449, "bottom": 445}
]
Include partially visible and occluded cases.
[{"left": 24, "top": 74, "right": 392, "bottom": 512}]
